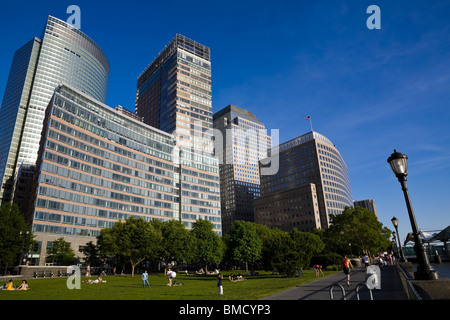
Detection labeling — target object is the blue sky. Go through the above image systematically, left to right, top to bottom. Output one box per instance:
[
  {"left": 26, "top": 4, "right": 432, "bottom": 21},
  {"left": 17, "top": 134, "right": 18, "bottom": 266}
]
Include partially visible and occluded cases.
[{"left": 1, "top": 0, "right": 449, "bottom": 243}]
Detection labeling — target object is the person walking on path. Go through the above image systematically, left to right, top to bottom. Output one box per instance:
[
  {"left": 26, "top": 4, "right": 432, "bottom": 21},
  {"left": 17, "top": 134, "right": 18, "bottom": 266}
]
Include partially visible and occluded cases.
[
  {"left": 363, "top": 254, "right": 370, "bottom": 269},
  {"left": 341, "top": 256, "right": 353, "bottom": 287},
  {"left": 142, "top": 270, "right": 151, "bottom": 288},
  {"left": 217, "top": 273, "right": 223, "bottom": 295}
]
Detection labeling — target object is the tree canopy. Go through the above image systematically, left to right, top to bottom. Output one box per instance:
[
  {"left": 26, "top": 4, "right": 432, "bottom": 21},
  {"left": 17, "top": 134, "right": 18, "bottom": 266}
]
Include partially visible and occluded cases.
[
  {"left": 0, "top": 202, "right": 33, "bottom": 267},
  {"left": 324, "top": 206, "right": 392, "bottom": 256},
  {"left": 88, "top": 207, "right": 392, "bottom": 277},
  {"left": 97, "top": 216, "right": 162, "bottom": 277},
  {"left": 155, "top": 219, "right": 194, "bottom": 264},
  {"left": 191, "top": 219, "right": 223, "bottom": 272},
  {"left": 224, "top": 220, "right": 262, "bottom": 271},
  {"left": 263, "top": 227, "right": 324, "bottom": 276},
  {"left": 47, "top": 237, "right": 75, "bottom": 265}
]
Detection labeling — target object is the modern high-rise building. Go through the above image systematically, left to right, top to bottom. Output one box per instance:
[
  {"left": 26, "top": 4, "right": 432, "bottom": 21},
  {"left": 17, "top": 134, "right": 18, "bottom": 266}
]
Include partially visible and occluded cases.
[
  {"left": 0, "top": 15, "right": 109, "bottom": 204},
  {"left": 135, "top": 34, "right": 221, "bottom": 234},
  {"left": 28, "top": 84, "right": 176, "bottom": 265},
  {"left": 213, "top": 104, "right": 271, "bottom": 233},
  {"left": 254, "top": 131, "right": 352, "bottom": 231},
  {"left": 354, "top": 199, "right": 378, "bottom": 218}
]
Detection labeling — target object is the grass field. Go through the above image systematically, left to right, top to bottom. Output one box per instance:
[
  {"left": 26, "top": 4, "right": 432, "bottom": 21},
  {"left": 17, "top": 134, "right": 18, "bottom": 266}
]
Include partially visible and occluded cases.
[{"left": 0, "top": 269, "right": 339, "bottom": 300}]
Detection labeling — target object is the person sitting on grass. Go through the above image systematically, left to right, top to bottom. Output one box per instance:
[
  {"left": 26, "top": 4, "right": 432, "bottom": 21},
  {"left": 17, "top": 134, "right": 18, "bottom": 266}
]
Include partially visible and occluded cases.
[
  {"left": 196, "top": 268, "right": 205, "bottom": 275},
  {"left": 236, "top": 274, "right": 245, "bottom": 281},
  {"left": 5, "top": 279, "right": 15, "bottom": 290},
  {"left": 17, "top": 280, "right": 29, "bottom": 290}
]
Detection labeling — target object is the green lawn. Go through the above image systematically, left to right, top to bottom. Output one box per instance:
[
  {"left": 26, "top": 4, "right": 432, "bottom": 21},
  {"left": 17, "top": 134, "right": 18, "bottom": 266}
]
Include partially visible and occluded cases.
[{"left": 0, "top": 269, "right": 338, "bottom": 300}]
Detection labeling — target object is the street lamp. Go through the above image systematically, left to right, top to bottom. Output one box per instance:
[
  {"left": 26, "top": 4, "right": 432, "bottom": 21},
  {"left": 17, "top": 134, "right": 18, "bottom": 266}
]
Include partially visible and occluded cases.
[
  {"left": 387, "top": 150, "right": 438, "bottom": 280},
  {"left": 391, "top": 216, "right": 406, "bottom": 262}
]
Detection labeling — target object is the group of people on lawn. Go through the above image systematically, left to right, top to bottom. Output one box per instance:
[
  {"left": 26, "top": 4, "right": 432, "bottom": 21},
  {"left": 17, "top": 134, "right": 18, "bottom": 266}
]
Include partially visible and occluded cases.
[{"left": 1, "top": 279, "right": 29, "bottom": 290}]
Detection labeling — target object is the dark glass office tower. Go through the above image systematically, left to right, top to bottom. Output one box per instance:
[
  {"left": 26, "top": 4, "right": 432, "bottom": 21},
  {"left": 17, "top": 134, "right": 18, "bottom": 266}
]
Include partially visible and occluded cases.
[
  {"left": 0, "top": 16, "right": 109, "bottom": 203},
  {"left": 136, "top": 34, "right": 221, "bottom": 234},
  {"left": 213, "top": 105, "right": 271, "bottom": 233}
]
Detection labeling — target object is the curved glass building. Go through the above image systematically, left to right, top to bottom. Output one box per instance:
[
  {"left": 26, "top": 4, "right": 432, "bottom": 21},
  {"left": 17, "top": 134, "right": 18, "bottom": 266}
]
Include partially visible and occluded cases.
[
  {"left": 0, "top": 16, "right": 109, "bottom": 203},
  {"left": 255, "top": 131, "right": 352, "bottom": 231}
]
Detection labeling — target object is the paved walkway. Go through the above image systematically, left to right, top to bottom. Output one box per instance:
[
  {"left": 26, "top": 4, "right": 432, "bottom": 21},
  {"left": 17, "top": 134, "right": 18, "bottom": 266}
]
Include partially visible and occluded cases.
[{"left": 261, "top": 265, "right": 408, "bottom": 300}]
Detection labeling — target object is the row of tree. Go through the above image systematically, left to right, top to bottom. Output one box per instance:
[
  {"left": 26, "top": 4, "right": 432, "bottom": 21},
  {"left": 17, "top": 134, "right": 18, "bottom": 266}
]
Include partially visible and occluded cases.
[
  {"left": 0, "top": 203, "right": 392, "bottom": 277},
  {"left": 87, "top": 206, "right": 391, "bottom": 277},
  {"left": 87, "top": 217, "right": 325, "bottom": 277}
]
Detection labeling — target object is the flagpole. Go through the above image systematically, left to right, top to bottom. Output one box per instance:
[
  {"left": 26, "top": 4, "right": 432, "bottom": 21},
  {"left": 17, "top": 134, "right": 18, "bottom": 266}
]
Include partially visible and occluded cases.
[{"left": 306, "top": 116, "right": 313, "bottom": 132}]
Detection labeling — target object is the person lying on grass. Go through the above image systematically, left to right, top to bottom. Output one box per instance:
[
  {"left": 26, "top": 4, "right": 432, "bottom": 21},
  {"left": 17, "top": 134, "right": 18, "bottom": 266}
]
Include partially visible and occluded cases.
[{"left": 83, "top": 276, "right": 105, "bottom": 284}]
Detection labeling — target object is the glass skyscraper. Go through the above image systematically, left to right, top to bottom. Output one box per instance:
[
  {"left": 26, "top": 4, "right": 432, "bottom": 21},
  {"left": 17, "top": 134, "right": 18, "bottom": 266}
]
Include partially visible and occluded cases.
[
  {"left": 0, "top": 16, "right": 109, "bottom": 203},
  {"left": 136, "top": 34, "right": 221, "bottom": 234},
  {"left": 28, "top": 84, "right": 176, "bottom": 265},
  {"left": 213, "top": 105, "right": 271, "bottom": 233},
  {"left": 255, "top": 131, "right": 353, "bottom": 231}
]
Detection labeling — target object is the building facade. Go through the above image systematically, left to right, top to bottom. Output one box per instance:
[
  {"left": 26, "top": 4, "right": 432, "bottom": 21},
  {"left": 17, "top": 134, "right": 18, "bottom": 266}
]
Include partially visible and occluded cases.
[
  {"left": 0, "top": 15, "right": 109, "bottom": 203},
  {"left": 135, "top": 34, "right": 221, "bottom": 234},
  {"left": 27, "top": 84, "right": 176, "bottom": 265},
  {"left": 213, "top": 105, "right": 271, "bottom": 233},
  {"left": 255, "top": 131, "right": 352, "bottom": 231},
  {"left": 254, "top": 183, "right": 321, "bottom": 232},
  {"left": 354, "top": 199, "right": 378, "bottom": 218}
]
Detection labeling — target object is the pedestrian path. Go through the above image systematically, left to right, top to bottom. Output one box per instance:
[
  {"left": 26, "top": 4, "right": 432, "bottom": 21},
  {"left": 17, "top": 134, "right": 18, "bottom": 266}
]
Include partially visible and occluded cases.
[{"left": 261, "top": 265, "right": 408, "bottom": 300}]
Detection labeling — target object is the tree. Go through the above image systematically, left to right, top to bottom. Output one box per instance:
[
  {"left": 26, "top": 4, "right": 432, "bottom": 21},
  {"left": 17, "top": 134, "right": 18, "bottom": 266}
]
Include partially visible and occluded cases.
[
  {"left": 0, "top": 202, "right": 33, "bottom": 268},
  {"left": 325, "top": 206, "right": 392, "bottom": 256},
  {"left": 97, "top": 216, "right": 162, "bottom": 277},
  {"left": 155, "top": 219, "right": 194, "bottom": 266},
  {"left": 191, "top": 219, "right": 223, "bottom": 272},
  {"left": 225, "top": 221, "right": 262, "bottom": 272},
  {"left": 253, "top": 223, "right": 275, "bottom": 270},
  {"left": 262, "top": 228, "right": 324, "bottom": 277},
  {"left": 263, "top": 228, "right": 294, "bottom": 276},
  {"left": 289, "top": 229, "right": 324, "bottom": 269},
  {"left": 47, "top": 238, "right": 75, "bottom": 265},
  {"left": 79, "top": 241, "right": 103, "bottom": 267}
]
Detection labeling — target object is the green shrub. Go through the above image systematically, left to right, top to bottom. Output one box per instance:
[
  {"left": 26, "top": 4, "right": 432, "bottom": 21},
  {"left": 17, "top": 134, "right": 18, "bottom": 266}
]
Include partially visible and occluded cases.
[
  {"left": 310, "top": 252, "right": 342, "bottom": 268},
  {"left": 324, "top": 265, "right": 341, "bottom": 271}
]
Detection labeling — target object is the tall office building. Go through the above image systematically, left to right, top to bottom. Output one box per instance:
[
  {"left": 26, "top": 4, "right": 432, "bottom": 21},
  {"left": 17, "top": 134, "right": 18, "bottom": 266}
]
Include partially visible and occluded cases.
[
  {"left": 0, "top": 16, "right": 109, "bottom": 203},
  {"left": 135, "top": 34, "right": 221, "bottom": 234},
  {"left": 28, "top": 84, "right": 176, "bottom": 265},
  {"left": 213, "top": 105, "right": 271, "bottom": 233},
  {"left": 254, "top": 131, "right": 352, "bottom": 231},
  {"left": 354, "top": 199, "right": 378, "bottom": 218}
]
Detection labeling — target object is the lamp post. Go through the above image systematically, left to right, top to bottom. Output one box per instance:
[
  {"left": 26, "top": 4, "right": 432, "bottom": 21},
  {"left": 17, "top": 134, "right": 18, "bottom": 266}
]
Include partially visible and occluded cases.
[
  {"left": 387, "top": 150, "right": 438, "bottom": 280},
  {"left": 391, "top": 217, "right": 406, "bottom": 262}
]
